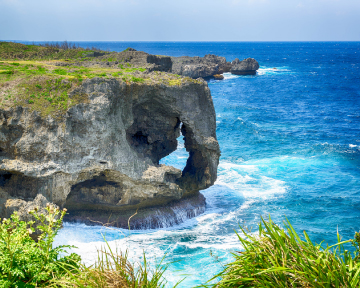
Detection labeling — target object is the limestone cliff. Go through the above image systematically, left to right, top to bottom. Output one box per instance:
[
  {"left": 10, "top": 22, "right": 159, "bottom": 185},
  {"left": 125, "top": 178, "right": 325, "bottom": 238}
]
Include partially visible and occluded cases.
[{"left": 0, "top": 74, "right": 220, "bottom": 228}]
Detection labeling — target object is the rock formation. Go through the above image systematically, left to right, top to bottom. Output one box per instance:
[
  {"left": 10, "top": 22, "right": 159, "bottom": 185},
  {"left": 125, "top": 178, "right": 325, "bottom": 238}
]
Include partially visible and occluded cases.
[
  {"left": 0, "top": 43, "right": 259, "bottom": 229},
  {"left": 56, "top": 48, "right": 259, "bottom": 79},
  {"left": 170, "top": 54, "right": 230, "bottom": 79},
  {"left": 170, "top": 55, "right": 259, "bottom": 78},
  {"left": 231, "top": 58, "right": 260, "bottom": 75},
  {"left": 0, "top": 76, "right": 220, "bottom": 229}
]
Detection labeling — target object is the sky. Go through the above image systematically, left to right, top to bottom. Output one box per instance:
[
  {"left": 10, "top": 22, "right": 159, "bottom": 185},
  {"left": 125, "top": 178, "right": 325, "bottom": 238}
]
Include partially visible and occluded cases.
[{"left": 1, "top": 0, "right": 360, "bottom": 41}]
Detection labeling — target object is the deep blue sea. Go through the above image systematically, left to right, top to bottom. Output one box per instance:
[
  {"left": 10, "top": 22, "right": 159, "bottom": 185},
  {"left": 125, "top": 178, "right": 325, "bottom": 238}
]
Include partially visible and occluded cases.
[{"left": 16, "top": 41, "right": 360, "bottom": 286}]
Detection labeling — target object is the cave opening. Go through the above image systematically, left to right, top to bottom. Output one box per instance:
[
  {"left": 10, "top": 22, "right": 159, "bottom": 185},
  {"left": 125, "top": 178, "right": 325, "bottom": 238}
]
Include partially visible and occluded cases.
[
  {"left": 159, "top": 123, "right": 189, "bottom": 172},
  {"left": 0, "top": 171, "right": 39, "bottom": 200},
  {"left": 65, "top": 174, "right": 124, "bottom": 208}
]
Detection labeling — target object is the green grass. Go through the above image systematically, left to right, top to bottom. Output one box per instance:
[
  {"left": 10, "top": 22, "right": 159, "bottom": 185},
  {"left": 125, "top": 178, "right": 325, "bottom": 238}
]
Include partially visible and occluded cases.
[
  {"left": 0, "top": 41, "right": 110, "bottom": 61},
  {"left": 0, "top": 42, "right": 201, "bottom": 117},
  {"left": 0, "top": 60, "right": 151, "bottom": 115},
  {"left": 122, "top": 67, "right": 147, "bottom": 73},
  {"left": 121, "top": 75, "right": 145, "bottom": 83},
  {"left": 205, "top": 217, "right": 360, "bottom": 288},
  {"left": 53, "top": 242, "right": 182, "bottom": 288}
]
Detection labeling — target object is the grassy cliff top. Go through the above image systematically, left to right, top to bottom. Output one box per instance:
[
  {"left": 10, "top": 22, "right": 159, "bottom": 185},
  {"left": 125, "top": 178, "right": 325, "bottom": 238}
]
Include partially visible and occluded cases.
[
  {"left": 0, "top": 41, "right": 103, "bottom": 60},
  {"left": 0, "top": 42, "right": 202, "bottom": 118}
]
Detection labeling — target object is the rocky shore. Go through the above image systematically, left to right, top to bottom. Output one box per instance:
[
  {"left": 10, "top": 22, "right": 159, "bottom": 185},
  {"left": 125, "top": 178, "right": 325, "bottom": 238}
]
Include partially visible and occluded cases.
[{"left": 0, "top": 42, "right": 258, "bottom": 229}]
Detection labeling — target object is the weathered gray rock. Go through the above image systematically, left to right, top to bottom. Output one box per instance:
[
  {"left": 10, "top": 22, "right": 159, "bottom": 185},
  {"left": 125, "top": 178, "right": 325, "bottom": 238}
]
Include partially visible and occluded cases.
[
  {"left": 170, "top": 55, "right": 229, "bottom": 78},
  {"left": 231, "top": 58, "right": 260, "bottom": 75},
  {"left": 0, "top": 77, "right": 220, "bottom": 229}
]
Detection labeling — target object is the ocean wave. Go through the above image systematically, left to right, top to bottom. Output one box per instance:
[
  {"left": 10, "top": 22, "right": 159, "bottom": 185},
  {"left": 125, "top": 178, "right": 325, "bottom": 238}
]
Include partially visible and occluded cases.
[
  {"left": 257, "top": 66, "right": 292, "bottom": 76},
  {"left": 222, "top": 72, "right": 239, "bottom": 80},
  {"left": 215, "top": 161, "right": 287, "bottom": 199}
]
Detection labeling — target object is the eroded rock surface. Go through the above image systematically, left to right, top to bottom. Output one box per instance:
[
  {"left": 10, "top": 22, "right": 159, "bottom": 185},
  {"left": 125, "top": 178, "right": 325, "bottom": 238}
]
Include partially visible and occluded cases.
[
  {"left": 170, "top": 54, "right": 231, "bottom": 79},
  {"left": 231, "top": 58, "right": 260, "bottom": 75},
  {"left": 0, "top": 77, "right": 220, "bottom": 228}
]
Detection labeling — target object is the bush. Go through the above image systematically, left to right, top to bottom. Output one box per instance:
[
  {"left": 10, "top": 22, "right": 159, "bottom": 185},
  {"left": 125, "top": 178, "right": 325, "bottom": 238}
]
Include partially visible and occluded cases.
[
  {"left": 0, "top": 206, "right": 81, "bottom": 287},
  {"left": 0, "top": 207, "right": 177, "bottom": 288},
  {"left": 207, "top": 217, "right": 360, "bottom": 288}
]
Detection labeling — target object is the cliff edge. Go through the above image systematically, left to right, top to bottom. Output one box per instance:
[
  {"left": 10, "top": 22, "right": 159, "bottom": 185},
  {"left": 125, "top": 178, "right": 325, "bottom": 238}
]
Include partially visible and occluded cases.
[{"left": 0, "top": 42, "right": 220, "bottom": 228}]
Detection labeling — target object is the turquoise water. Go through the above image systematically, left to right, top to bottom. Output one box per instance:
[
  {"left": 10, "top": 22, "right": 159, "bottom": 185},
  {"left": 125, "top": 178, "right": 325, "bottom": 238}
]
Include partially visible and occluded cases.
[{"left": 32, "top": 42, "right": 360, "bottom": 287}]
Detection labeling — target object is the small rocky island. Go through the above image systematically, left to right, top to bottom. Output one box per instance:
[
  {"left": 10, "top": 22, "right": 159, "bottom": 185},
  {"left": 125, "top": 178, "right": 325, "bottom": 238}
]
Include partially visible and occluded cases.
[{"left": 0, "top": 42, "right": 259, "bottom": 229}]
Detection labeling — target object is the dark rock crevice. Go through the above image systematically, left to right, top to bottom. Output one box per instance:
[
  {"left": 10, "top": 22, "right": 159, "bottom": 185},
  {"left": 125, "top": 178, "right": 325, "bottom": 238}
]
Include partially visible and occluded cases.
[
  {"left": 125, "top": 102, "right": 181, "bottom": 164},
  {"left": 0, "top": 171, "right": 41, "bottom": 200},
  {"left": 67, "top": 175, "right": 124, "bottom": 207}
]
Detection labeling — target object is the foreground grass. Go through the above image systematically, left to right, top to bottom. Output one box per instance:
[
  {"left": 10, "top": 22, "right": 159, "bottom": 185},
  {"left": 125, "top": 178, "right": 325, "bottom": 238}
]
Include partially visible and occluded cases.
[
  {"left": 0, "top": 207, "right": 178, "bottom": 288},
  {"left": 2, "top": 209, "right": 360, "bottom": 287},
  {"left": 205, "top": 217, "right": 360, "bottom": 288},
  {"left": 53, "top": 243, "right": 180, "bottom": 288}
]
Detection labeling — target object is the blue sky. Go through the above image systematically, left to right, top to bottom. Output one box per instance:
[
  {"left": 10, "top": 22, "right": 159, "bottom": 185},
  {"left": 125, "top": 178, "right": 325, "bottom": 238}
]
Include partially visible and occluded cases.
[{"left": 1, "top": 0, "right": 359, "bottom": 41}]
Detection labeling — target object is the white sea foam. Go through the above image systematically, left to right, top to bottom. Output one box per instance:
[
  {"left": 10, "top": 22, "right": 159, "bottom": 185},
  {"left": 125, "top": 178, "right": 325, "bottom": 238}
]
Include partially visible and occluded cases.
[
  {"left": 257, "top": 66, "right": 291, "bottom": 76},
  {"left": 222, "top": 72, "right": 240, "bottom": 80},
  {"left": 177, "top": 141, "right": 185, "bottom": 149},
  {"left": 349, "top": 144, "right": 357, "bottom": 148},
  {"left": 215, "top": 160, "right": 287, "bottom": 199}
]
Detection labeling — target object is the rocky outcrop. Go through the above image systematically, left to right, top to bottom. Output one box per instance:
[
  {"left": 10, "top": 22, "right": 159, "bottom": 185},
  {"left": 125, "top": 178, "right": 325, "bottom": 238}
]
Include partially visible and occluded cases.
[
  {"left": 55, "top": 48, "right": 259, "bottom": 79},
  {"left": 170, "top": 54, "right": 230, "bottom": 79},
  {"left": 170, "top": 55, "right": 259, "bottom": 78},
  {"left": 231, "top": 58, "right": 260, "bottom": 75},
  {"left": 213, "top": 74, "right": 224, "bottom": 80},
  {"left": 0, "top": 77, "right": 220, "bottom": 229}
]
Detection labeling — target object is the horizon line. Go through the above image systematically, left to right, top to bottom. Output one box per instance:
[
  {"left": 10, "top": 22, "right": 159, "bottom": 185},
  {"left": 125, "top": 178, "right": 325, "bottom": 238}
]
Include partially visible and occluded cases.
[{"left": 3, "top": 40, "right": 360, "bottom": 43}]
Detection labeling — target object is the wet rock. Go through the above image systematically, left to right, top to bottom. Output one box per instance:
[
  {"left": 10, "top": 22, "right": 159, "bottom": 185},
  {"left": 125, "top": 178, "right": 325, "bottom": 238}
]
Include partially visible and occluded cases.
[{"left": 213, "top": 74, "right": 224, "bottom": 80}]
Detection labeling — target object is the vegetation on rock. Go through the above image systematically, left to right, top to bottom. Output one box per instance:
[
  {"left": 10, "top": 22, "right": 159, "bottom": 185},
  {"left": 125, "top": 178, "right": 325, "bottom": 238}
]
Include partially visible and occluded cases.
[{"left": 0, "top": 42, "right": 203, "bottom": 118}]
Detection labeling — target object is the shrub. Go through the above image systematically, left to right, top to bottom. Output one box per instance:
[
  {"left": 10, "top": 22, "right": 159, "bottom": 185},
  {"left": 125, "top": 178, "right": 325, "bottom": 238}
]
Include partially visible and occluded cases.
[
  {"left": 37, "top": 66, "right": 47, "bottom": 74},
  {"left": 53, "top": 68, "right": 67, "bottom": 75},
  {"left": 0, "top": 70, "right": 14, "bottom": 75},
  {"left": 131, "top": 76, "right": 144, "bottom": 83},
  {"left": 0, "top": 206, "right": 81, "bottom": 287},
  {"left": 0, "top": 207, "right": 177, "bottom": 288},
  {"left": 207, "top": 217, "right": 360, "bottom": 288}
]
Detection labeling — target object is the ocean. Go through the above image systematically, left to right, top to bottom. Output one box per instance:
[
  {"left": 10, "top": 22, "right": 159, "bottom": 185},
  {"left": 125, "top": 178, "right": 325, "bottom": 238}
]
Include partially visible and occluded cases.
[{"left": 17, "top": 41, "right": 360, "bottom": 287}]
